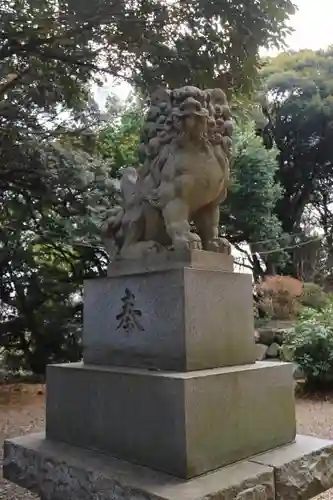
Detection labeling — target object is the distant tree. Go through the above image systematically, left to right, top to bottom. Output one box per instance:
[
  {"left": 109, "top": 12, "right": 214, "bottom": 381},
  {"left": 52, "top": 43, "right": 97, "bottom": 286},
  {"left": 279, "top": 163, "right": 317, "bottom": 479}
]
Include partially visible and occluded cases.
[
  {"left": 255, "top": 48, "right": 333, "bottom": 276},
  {"left": 257, "top": 48, "right": 333, "bottom": 235},
  {"left": 97, "top": 94, "right": 144, "bottom": 178},
  {"left": 221, "top": 123, "right": 287, "bottom": 276},
  {"left": 0, "top": 145, "right": 116, "bottom": 374}
]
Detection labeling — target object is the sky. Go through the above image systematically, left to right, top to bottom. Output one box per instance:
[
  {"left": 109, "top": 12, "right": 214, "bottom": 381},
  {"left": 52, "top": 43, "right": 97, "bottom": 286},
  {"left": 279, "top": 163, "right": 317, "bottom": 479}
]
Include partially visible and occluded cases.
[
  {"left": 94, "top": 0, "right": 333, "bottom": 108},
  {"left": 284, "top": 0, "right": 332, "bottom": 52}
]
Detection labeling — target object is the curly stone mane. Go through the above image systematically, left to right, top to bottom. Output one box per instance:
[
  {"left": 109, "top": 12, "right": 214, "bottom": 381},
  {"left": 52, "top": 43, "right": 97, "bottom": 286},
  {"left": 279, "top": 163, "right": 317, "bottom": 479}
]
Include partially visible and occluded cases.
[{"left": 138, "top": 86, "right": 233, "bottom": 182}]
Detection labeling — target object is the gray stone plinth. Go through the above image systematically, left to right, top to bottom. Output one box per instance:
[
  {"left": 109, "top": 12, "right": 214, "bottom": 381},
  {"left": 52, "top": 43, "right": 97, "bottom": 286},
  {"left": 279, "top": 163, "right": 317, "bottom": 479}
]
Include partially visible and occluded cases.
[
  {"left": 107, "top": 249, "right": 234, "bottom": 277},
  {"left": 83, "top": 268, "right": 256, "bottom": 371},
  {"left": 46, "top": 361, "right": 296, "bottom": 479},
  {"left": 3, "top": 433, "right": 275, "bottom": 500},
  {"left": 5, "top": 434, "right": 333, "bottom": 500},
  {"left": 251, "top": 435, "right": 333, "bottom": 499}
]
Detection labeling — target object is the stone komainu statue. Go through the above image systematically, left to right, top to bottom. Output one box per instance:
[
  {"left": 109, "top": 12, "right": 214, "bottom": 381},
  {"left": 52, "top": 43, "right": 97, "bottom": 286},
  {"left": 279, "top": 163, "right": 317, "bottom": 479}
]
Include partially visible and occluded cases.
[{"left": 102, "top": 85, "right": 233, "bottom": 259}]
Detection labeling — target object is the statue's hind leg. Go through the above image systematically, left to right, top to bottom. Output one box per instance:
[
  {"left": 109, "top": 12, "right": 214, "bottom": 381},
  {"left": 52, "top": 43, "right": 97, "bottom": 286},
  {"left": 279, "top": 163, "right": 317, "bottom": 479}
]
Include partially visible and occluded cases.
[
  {"left": 163, "top": 198, "right": 202, "bottom": 250},
  {"left": 194, "top": 202, "right": 231, "bottom": 254}
]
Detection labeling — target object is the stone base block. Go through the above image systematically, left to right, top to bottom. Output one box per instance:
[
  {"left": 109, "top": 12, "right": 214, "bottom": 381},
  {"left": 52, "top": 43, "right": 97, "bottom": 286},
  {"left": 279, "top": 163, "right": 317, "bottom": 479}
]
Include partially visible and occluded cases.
[
  {"left": 107, "top": 249, "right": 234, "bottom": 277},
  {"left": 83, "top": 267, "right": 256, "bottom": 371},
  {"left": 46, "top": 361, "right": 296, "bottom": 479},
  {"left": 3, "top": 433, "right": 275, "bottom": 500},
  {"left": 4, "top": 433, "right": 333, "bottom": 500},
  {"left": 251, "top": 435, "right": 333, "bottom": 499}
]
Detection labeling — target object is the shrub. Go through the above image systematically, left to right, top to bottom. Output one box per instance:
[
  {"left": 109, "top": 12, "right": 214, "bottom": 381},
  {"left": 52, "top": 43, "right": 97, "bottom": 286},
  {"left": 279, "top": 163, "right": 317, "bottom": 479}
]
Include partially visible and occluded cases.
[
  {"left": 257, "top": 275, "right": 303, "bottom": 319},
  {"left": 260, "top": 275, "right": 303, "bottom": 296},
  {"left": 300, "top": 282, "right": 328, "bottom": 311},
  {"left": 281, "top": 304, "right": 333, "bottom": 388}
]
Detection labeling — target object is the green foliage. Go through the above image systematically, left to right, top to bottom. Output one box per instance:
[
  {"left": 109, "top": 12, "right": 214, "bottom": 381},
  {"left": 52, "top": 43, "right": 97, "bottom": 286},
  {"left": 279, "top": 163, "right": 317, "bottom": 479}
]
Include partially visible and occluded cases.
[
  {"left": 0, "top": 0, "right": 296, "bottom": 101},
  {"left": 0, "top": 0, "right": 128, "bottom": 375},
  {"left": 0, "top": 0, "right": 120, "bottom": 374},
  {"left": 130, "top": 0, "right": 296, "bottom": 94},
  {"left": 258, "top": 48, "right": 333, "bottom": 236},
  {"left": 97, "top": 96, "right": 143, "bottom": 177},
  {"left": 221, "top": 122, "right": 287, "bottom": 274},
  {"left": 225, "top": 123, "right": 282, "bottom": 242},
  {"left": 1, "top": 142, "right": 115, "bottom": 374},
  {"left": 300, "top": 283, "right": 329, "bottom": 311},
  {"left": 282, "top": 305, "right": 333, "bottom": 387}
]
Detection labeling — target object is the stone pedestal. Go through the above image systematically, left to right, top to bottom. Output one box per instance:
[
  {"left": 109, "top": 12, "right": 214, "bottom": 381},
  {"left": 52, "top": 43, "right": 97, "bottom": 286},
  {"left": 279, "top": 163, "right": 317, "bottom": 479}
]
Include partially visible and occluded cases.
[
  {"left": 106, "top": 248, "right": 234, "bottom": 277},
  {"left": 4, "top": 250, "right": 333, "bottom": 499},
  {"left": 83, "top": 266, "right": 256, "bottom": 370},
  {"left": 46, "top": 361, "right": 296, "bottom": 478}
]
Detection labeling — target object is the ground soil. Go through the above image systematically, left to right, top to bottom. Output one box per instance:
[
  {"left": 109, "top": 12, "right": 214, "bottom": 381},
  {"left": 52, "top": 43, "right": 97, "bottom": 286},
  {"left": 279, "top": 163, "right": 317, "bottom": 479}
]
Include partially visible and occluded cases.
[{"left": 1, "top": 384, "right": 333, "bottom": 499}]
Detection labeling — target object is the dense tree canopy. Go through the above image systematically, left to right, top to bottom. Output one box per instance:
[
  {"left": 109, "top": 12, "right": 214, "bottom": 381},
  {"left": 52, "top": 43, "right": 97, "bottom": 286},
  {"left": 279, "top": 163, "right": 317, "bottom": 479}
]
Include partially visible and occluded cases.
[
  {"left": 0, "top": 0, "right": 296, "bottom": 101},
  {"left": 0, "top": 0, "right": 296, "bottom": 208},
  {"left": 0, "top": 0, "right": 116, "bottom": 373},
  {"left": 127, "top": 0, "right": 296, "bottom": 94},
  {"left": 255, "top": 48, "right": 333, "bottom": 276},
  {"left": 258, "top": 48, "right": 333, "bottom": 235},
  {"left": 221, "top": 123, "right": 286, "bottom": 274},
  {"left": 223, "top": 124, "right": 282, "bottom": 245},
  {"left": 0, "top": 145, "right": 117, "bottom": 374}
]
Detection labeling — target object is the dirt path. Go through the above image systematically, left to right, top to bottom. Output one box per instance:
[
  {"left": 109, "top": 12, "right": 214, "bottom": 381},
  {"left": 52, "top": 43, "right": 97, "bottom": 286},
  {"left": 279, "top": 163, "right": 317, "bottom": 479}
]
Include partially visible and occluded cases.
[
  {"left": 0, "top": 384, "right": 45, "bottom": 499},
  {"left": 1, "top": 385, "right": 333, "bottom": 499}
]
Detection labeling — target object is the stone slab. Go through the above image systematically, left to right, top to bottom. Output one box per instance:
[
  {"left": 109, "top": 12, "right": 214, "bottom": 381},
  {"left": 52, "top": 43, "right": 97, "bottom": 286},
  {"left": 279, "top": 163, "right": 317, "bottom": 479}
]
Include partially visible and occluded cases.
[
  {"left": 107, "top": 249, "right": 234, "bottom": 277},
  {"left": 83, "top": 268, "right": 256, "bottom": 371},
  {"left": 46, "top": 361, "right": 296, "bottom": 479},
  {"left": 3, "top": 433, "right": 275, "bottom": 500},
  {"left": 5, "top": 434, "right": 333, "bottom": 500},
  {"left": 250, "top": 434, "right": 333, "bottom": 500}
]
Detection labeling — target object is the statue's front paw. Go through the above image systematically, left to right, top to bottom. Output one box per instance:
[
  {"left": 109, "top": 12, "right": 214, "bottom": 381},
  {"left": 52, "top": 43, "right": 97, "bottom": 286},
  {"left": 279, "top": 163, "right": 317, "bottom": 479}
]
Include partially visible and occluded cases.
[
  {"left": 173, "top": 233, "right": 202, "bottom": 251},
  {"left": 188, "top": 233, "right": 202, "bottom": 250},
  {"left": 206, "top": 237, "right": 231, "bottom": 254}
]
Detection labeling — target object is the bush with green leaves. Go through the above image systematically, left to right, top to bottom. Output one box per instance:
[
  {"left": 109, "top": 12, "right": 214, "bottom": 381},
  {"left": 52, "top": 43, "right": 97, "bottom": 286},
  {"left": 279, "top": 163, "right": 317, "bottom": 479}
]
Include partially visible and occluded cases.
[{"left": 281, "top": 305, "right": 333, "bottom": 387}]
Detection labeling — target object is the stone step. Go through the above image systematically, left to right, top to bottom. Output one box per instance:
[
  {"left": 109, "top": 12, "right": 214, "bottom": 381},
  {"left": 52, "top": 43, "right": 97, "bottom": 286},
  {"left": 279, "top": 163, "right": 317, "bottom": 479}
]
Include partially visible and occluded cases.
[{"left": 4, "top": 433, "right": 333, "bottom": 500}]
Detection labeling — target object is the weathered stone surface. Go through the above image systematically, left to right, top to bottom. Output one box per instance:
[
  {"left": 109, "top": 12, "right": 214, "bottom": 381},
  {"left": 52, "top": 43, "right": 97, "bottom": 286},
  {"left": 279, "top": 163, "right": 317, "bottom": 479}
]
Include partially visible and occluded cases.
[
  {"left": 107, "top": 249, "right": 234, "bottom": 277},
  {"left": 83, "top": 268, "right": 256, "bottom": 371},
  {"left": 256, "top": 323, "right": 294, "bottom": 347},
  {"left": 256, "top": 329, "right": 276, "bottom": 346},
  {"left": 274, "top": 331, "right": 286, "bottom": 346},
  {"left": 266, "top": 343, "right": 280, "bottom": 358},
  {"left": 255, "top": 344, "right": 268, "bottom": 361},
  {"left": 46, "top": 361, "right": 296, "bottom": 479},
  {"left": 293, "top": 363, "right": 305, "bottom": 380},
  {"left": 3, "top": 433, "right": 275, "bottom": 500},
  {"left": 5, "top": 434, "right": 333, "bottom": 500},
  {"left": 250, "top": 435, "right": 333, "bottom": 500},
  {"left": 235, "top": 485, "right": 270, "bottom": 500}
]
